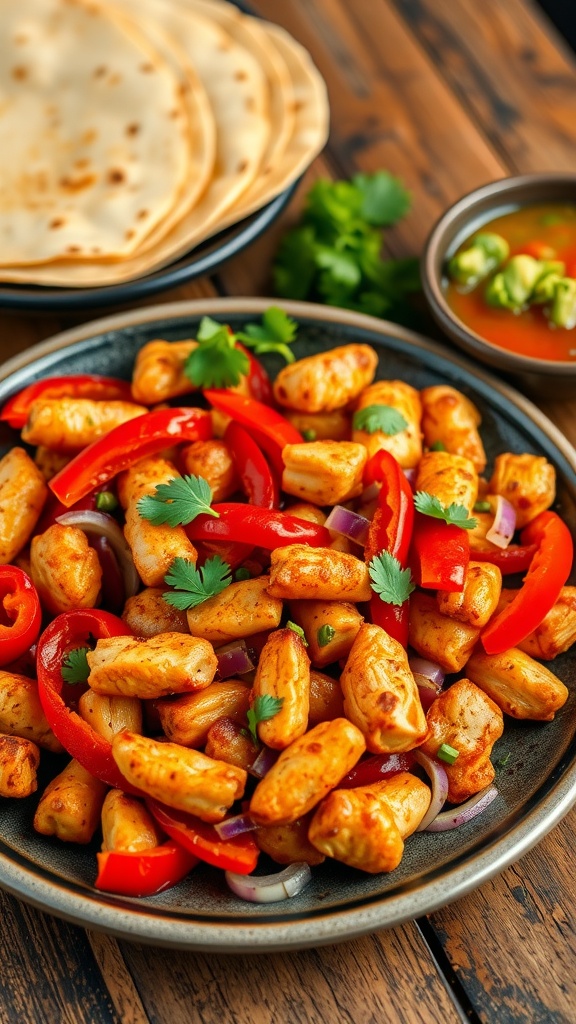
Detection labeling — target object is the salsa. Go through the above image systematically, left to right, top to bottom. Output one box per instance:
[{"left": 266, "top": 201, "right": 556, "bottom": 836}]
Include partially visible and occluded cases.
[{"left": 445, "top": 203, "right": 576, "bottom": 362}]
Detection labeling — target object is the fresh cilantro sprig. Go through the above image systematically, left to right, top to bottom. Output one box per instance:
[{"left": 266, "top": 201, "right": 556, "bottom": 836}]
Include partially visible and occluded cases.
[
  {"left": 273, "top": 172, "right": 420, "bottom": 319},
  {"left": 236, "top": 306, "right": 298, "bottom": 364},
  {"left": 183, "top": 308, "right": 298, "bottom": 389},
  {"left": 353, "top": 404, "right": 408, "bottom": 436},
  {"left": 137, "top": 474, "right": 217, "bottom": 528},
  {"left": 414, "top": 492, "right": 478, "bottom": 530},
  {"left": 369, "top": 551, "right": 415, "bottom": 606},
  {"left": 163, "top": 555, "right": 232, "bottom": 610},
  {"left": 62, "top": 647, "right": 90, "bottom": 685},
  {"left": 247, "top": 694, "right": 285, "bottom": 744}
]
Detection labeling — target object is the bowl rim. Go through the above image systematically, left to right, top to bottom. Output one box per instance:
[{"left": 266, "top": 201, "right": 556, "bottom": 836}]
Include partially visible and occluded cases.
[{"left": 421, "top": 171, "right": 576, "bottom": 376}]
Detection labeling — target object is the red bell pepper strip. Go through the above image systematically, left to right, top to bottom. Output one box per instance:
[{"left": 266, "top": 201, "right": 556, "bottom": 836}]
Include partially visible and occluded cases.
[
  {"left": 235, "top": 344, "right": 274, "bottom": 406},
  {"left": 0, "top": 374, "right": 134, "bottom": 429},
  {"left": 204, "top": 390, "right": 301, "bottom": 478},
  {"left": 49, "top": 407, "right": 212, "bottom": 508},
  {"left": 224, "top": 420, "right": 278, "bottom": 509},
  {"left": 186, "top": 503, "right": 332, "bottom": 549},
  {"left": 481, "top": 511, "right": 573, "bottom": 654},
  {"left": 409, "top": 515, "right": 469, "bottom": 592},
  {"left": 195, "top": 539, "right": 254, "bottom": 572},
  {"left": 470, "top": 543, "right": 538, "bottom": 575},
  {"left": 0, "top": 567, "right": 42, "bottom": 666},
  {"left": 369, "top": 596, "right": 410, "bottom": 649},
  {"left": 36, "top": 609, "right": 139, "bottom": 791},
  {"left": 338, "top": 752, "right": 415, "bottom": 789},
  {"left": 147, "top": 800, "right": 259, "bottom": 874},
  {"left": 95, "top": 840, "right": 198, "bottom": 897}
]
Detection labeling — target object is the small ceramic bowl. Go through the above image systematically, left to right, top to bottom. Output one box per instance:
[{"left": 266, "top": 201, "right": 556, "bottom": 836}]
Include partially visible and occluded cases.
[{"left": 421, "top": 173, "right": 576, "bottom": 396}]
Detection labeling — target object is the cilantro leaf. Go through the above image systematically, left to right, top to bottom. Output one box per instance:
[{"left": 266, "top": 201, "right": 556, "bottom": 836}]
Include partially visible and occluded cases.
[
  {"left": 353, "top": 171, "right": 412, "bottom": 226},
  {"left": 273, "top": 226, "right": 317, "bottom": 299},
  {"left": 236, "top": 306, "right": 298, "bottom": 364},
  {"left": 184, "top": 317, "right": 249, "bottom": 389},
  {"left": 352, "top": 404, "right": 408, "bottom": 436},
  {"left": 137, "top": 474, "right": 217, "bottom": 528},
  {"left": 413, "top": 491, "right": 478, "bottom": 530},
  {"left": 369, "top": 551, "right": 415, "bottom": 606},
  {"left": 163, "top": 555, "right": 232, "bottom": 610},
  {"left": 317, "top": 624, "right": 336, "bottom": 648},
  {"left": 62, "top": 647, "right": 90, "bottom": 685},
  {"left": 246, "top": 694, "right": 285, "bottom": 744}
]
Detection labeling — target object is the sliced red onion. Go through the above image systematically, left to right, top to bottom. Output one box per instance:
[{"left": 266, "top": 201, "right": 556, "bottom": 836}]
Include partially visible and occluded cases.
[
  {"left": 485, "top": 496, "right": 516, "bottom": 550},
  {"left": 325, "top": 505, "right": 370, "bottom": 545},
  {"left": 56, "top": 510, "right": 140, "bottom": 598},
  {"left": 89, "top": 535, "right": 125, "bottom": 616},
  {"left": 215, "top": 639, "right": 255, "bottom": 679},
  {"left": 409, "top": 656, "right": 445, "bottom": 687},
  {"left": 414, "top": 674, "right": 442, "bottom": 712},
  {"left": 249, "top": 745, "right": 279, "bottom": 778},
  {"left": 412, "top": 750, "right": 449, "bottom": 832},
  {"left": 338, "top": 752, "right": 415, "bottom": 789},
  {"left": 424, "top": 784, "right": 498, "bottom": 832},
  {"left": 214, "top": 813, "right": 257, "bottom": 840},
  {"left": 225, "top": 862, "right": 312, "bottom": 903}
]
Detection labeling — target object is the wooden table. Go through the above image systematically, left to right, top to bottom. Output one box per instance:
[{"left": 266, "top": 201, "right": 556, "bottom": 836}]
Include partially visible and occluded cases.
[{"left": 1, "top": 2, "right": 575, "bottom": 1022}]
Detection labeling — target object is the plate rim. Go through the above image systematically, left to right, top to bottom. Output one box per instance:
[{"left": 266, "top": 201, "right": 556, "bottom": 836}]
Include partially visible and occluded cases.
[{"left": 1, "top": 296, "right": 575, "bottom": 951}]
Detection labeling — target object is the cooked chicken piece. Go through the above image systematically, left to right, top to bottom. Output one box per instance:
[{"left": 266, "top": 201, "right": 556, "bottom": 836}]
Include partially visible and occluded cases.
[
  {"left": 131, "top": 339, "right": 197, "bottom": 404},
  {"left": 273, "top": 344, "right": 378, "bottom": 412},
  {"left": 353, "top": 379, "right": 422, "bottom": 468},
  {"left": 420, "top": 385, "right": 486, "bottom": 472},
  {"left": 22, "top": 398, "right": 147, "bottom": 452},
  {"left": 284, "top": 409, "right": 351, "bottom": 441},
  {"left": 180, "top": 439, "right": 239, "bottom": 502},
  {"left": 282, "top": 441, "right": 367, "bottom": 505},
  {"left": 34, "top": 446, "right": 71, "bottom": 481},
  {"left": 0, "top": 448, "right": 47, "bottom": 564},
  {"left": 415, "top": 450, "right": 478, "bottom": 513},
  {"left": 488, "top": 453, "right": 556, "bottom": 529},
  {"left": 119, "top": 456, "right": 198, "bottom": 588},
  {"left": 286, "top": 503, "right": 327, "bottom": 525},
  {"left": 31, "top": 524, "right": 102, "bottom": 614},
  {"left": 268, "top": 545, "right": 371, "bottom": 602},
  {"left": 437, "top": 561, "right": 502, "bottom": 628},
  {"left": 185, "top": 576, "right": 282, "bottom": 645},
  {"left": 495, "top": 586, "right": 576, "bottom": 660},
  {"left": 122, "top": 587, "right": 189, "bottom": 637},
  {"left": 409, "top": 592, "right": 481, "bottom": 673},
  {"left": 289, "top": 599, "right": 363, "bottom": 668},
  {"left": 341, "top": 623, "right": 428, "bottom": 753},
  {"left": 252, "top": 629, "right": 310, "bottom": 749},
  {"left": 87, "top": 632, "right": 217, "bottom": 699},
  {"left": 466, "top": 648, "right": 568, "bottom": 721},
  {"left": 0, "top": 670, "right": 63, "bottom": 752},
  {"left": 308, "top": 670, "right": 345, "bottom": 725},
  {"left": 420, "top": 678, "right": 504, "bottom": 803},
  {"left": 157, "top": 680, "right": 251, "bottom": 748},
  {"left": 78, "top": 690, "right": 143, "bottom": 742},
  {"left": 204, "top": 716, "right": 259, "bottom": 772},
  {"left": 249, "top": 718, "right": 366, "bottom": 826},
  {"left": 112, "top": 730, "right": 246, "bottom": 822},
  {"left": 0, "top": 734, "right": 40, "bottom": 798},
  {"left": 33, "top": 758, "right": 107, "bottom": 842},
  {"left": 374, "top": 772, "right": 432, "bottom": 838},
  {"left": 308, "top": 783, "right": 404, "bottom": 873},
  {"left": 101, "top": 790, "right": 163, "bottom": 853},
  {"left": 255, "top": 813, "right": 325, "bottom": 866}
]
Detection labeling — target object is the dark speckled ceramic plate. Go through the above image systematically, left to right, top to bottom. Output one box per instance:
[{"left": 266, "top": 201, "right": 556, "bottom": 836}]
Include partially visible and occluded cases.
[{"left": 0, "top": 298, "right": 575, "bottom": 952}]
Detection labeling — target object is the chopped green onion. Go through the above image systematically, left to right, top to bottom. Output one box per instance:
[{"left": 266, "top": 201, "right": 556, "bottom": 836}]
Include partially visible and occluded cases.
[
  {"left": 302, "top": 428, "right": 317, "bottom": 442},
  {"left": 430, "top": 440, "right": 447, "bottom": 452},
  {"left": 95, "top": 491, "right": 118, "bottom": 513},
  {"left": 473, "top": 500, "right": 492, "bottom": 513},
  {"left": 234, "top": 567, "right": 252, "bottom": 582},
  {"left": 286, "top": 621, "right": 308, "bottom": 646},
  {"left": 317, "top": 623, "right": 336, "bottom": 648},
  {"left": 437, "top": 743, "right": 459, "bottom": 765}
]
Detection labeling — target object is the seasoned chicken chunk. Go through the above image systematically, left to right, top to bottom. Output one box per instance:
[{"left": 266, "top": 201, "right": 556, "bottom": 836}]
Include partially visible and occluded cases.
[
  {"left": 131, "top": 339, "right": 197, "bottom": 404},
  {"left": 273, "top": 344, "right": 378, "bottom": 412},
  {"left": 353, "top": 379, "right": 422, "bottom": 467},
  {"left": 420, "top": 385, "right": 486, "bottom": 472},
  {"left": 22, "top": 398, "right": 147, "bottom": 452},
  {"left": 284, "top": 409, "right": 351, "bottom": 442},
  {"left": 180, "top": 439, "right": 239, "bottom": 502},
  {"left": 282, "top": 441, "right": 367, "bottom": 505},
  {"left": 34, "top": 446, "right": 71, "bottom": 481},
  {"left": 0, "top": 448, "right": 47, "bottom": 564},
  {"left": 415, "top": 450, "right": 478, "bottom": 513},
  {"left": 488, "top": 453, "right": 556, "bottom": 528},
  {"left": 31, "top": 524, "right": 102, "bottom": 614},
  {"left": 268, "top": 545, "right": 371, "bottom": 602},
  {"left": 437, "top": 561, "right": 502, "bottom": 628},
  {"left": 185, "top": 576, "right": 282, "bottom": 645},
  {"left": 495, "top": 586, "right": 576, "bottom": 660},
  {"left": 122, "top": 587, "right": 189, "bottom": 637},
  {"left": 409, "top": 592, "right": 481, "bottom": 673},
  {"left": 289, "top": 599, "right": 363, "bottom": 668},
  {"left": 341, "top": 623, "right": 428, "bottom": 753},
  {"left": 252, "top": 629, "right": 310, "bottom": 749},
  {"left": 87, "top": 632, "right": 217, "bottom": 699},
  {"left": 466, "top": 648, "right": 568, "bottom": 721},
  {"left": 0, "top": 670, "right": 63, "bottom": 751},
  {"left": 308, "top": 670, "right": 345, "bottom": 725},
  {"left": 420, "top": 679, "right": 504, "bottom": 803},
  {"left": 157, "top": 680, "right": 251, "bottom": 748},
  {"left": 78, "top": 690, "right": 143, "bottom": 742},
  {"left": 205, "top": 717, "right": 259, "bottom": 772},
  {"left": 249, "top": 718, "right": 366, "bottom": 826},
  {"left": 112, "top": 731, "right": 246, "bottom": 822},
  {"left": 0, "top": 734, "right": 40, "bottom": 798},
  {"left": 33, "top": 758, "right": 107, "bottom": 843},
  {"left": 376, "top": 772, "right": 432, "bottom": 838},
  {"left": 308, "top": 784, "right": 404, "bottom": 873},
  {"left": 101, "top": 790, "right": 163, "bottom": 853},
  {"left": 255, "top": 813, "right": 326, "bottom": 866}
]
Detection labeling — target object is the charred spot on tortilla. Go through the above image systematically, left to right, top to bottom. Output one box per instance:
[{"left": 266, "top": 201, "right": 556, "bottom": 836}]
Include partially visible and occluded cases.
[
  {"left": 11, "top": 66, "right": 28, "bottom": 81},
  {"left": 126, "top": 123, "right": 140, "bottom": 136},
  {"left": 107, "top": 168, "right": 126, "bottom": 186}
]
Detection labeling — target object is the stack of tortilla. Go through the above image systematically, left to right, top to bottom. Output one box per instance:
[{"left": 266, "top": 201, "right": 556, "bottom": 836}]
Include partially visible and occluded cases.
[{"left": 0, "top": 0, "right": 329, "bottom": 288}]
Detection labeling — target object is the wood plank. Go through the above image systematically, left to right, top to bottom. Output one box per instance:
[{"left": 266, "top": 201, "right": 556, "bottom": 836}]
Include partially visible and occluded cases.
[
  {"left": 392, "top": 0, "right": 576, "bottom": 173},
  {"left": 0, "top": 889, "right": 120, "bottom": 1024},
  {"left": 118, "top": 927, "right": 463, "bottom": 1024},
  {"left": 88, "top": 933, "right": 150, "bottom": 1024}
]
